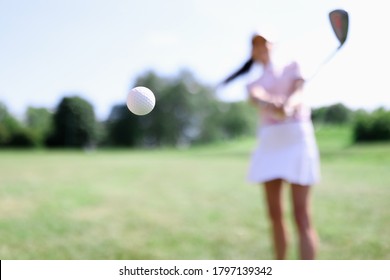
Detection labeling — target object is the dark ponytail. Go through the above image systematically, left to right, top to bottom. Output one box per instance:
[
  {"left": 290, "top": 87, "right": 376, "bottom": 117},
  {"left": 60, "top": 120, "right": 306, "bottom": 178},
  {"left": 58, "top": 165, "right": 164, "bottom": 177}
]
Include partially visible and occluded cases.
[{"left": 221, "top": 58, "right": 254, "bottom": 85}]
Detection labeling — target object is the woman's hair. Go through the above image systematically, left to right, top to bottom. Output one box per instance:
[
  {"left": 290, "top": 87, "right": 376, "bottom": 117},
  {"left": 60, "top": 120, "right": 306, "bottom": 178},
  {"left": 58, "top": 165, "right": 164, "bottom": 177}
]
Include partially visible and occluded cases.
[
  {"left": 221, "top": 34, "right": 271, "bottom": 85},
  {"left": 221, "top": 58, "right": 254, "bottom": 85}
]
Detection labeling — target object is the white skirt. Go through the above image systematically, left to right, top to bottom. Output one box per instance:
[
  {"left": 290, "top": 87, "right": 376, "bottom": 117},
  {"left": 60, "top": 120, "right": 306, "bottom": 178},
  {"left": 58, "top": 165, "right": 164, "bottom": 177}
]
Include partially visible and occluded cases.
[{"left": 247, "top": 121, "right": 320, "bottom": 186}]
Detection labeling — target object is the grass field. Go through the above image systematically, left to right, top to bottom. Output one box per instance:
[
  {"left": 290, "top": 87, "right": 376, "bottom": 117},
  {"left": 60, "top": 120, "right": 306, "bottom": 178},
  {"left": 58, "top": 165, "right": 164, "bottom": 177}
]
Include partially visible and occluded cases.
[{"left": 0, "top": 125, "right": 389, "bottom": 260}]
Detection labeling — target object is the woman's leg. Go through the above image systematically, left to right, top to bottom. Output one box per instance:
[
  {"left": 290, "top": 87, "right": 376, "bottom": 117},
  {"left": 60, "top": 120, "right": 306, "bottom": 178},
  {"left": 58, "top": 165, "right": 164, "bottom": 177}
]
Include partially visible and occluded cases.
[
  {"left": 263, "top": 179, "right": 287, "bottom": 259},
  {"left": 291, "top": 184, "right": 318, "bottom": 259}
]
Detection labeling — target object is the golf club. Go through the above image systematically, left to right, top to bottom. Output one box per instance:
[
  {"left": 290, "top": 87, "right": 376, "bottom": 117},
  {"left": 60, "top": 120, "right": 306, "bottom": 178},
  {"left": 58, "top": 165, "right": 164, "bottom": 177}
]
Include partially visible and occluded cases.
[{"left": 306, "top": 9, "right": 349, "bottom": 81}]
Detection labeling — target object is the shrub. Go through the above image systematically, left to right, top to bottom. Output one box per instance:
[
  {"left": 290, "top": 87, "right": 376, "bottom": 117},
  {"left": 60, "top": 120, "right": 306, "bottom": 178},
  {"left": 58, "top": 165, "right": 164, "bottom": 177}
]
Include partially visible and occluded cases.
[{"left": 353, "top": 108, "right": 390, "bottom": 142}]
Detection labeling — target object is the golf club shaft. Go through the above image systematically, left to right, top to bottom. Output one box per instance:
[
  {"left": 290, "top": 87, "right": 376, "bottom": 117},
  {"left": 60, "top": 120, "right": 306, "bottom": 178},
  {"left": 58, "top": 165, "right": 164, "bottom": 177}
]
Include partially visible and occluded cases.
[{"left": 305, "top": 46, "right": 340, "bottom": 82}]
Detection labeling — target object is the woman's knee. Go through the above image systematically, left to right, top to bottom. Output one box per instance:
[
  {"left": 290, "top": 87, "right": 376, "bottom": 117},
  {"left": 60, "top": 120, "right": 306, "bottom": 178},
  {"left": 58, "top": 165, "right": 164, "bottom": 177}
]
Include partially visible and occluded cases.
[{"left": 291, "top": 184, "right": 312, "bottom": 231}]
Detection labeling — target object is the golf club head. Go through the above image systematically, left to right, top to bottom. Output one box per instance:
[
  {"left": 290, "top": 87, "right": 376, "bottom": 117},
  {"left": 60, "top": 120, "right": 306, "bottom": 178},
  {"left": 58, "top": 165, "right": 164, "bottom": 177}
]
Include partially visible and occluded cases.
[{"left": 329, "top": 9, "right": 349, "bottom": 48}]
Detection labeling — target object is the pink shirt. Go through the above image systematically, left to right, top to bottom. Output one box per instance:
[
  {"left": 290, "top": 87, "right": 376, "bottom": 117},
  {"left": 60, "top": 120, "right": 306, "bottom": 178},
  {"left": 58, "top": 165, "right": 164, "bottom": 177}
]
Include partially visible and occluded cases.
[{"left": 247, "top": 61, "right": 311, "bottom": 126}]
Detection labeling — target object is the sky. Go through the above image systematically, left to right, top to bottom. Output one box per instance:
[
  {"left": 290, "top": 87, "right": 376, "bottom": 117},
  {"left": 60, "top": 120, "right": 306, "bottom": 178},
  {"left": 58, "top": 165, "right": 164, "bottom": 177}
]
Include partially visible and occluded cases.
[{"left": 1, "top": 0, "right": 389, "bottom": 120}]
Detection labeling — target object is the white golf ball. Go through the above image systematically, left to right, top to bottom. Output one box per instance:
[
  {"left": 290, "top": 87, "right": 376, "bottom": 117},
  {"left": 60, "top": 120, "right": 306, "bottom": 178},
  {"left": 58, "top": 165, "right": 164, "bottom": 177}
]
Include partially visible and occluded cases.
[{"left": 126, "top": 86, "right": 156, "bottom": 115}]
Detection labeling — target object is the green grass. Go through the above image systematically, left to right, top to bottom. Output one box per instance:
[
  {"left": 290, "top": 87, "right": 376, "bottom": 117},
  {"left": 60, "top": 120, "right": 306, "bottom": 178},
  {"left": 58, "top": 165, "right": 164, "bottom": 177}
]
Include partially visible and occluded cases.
[{"left": 0, "top": 125, "right": 389, "bottom": 259}]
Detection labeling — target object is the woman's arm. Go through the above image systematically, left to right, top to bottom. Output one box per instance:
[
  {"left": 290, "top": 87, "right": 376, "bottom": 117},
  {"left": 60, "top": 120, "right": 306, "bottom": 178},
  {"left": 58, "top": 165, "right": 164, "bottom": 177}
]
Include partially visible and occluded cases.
[
  {"left": 283, "top": 78, "right": 305, "bottom": 116},
  {"left": 248, "top": 86, "right": 277, "bottom": 106},
  {"left": 248, "top": 86, "right": 287, "bottom": 119}
]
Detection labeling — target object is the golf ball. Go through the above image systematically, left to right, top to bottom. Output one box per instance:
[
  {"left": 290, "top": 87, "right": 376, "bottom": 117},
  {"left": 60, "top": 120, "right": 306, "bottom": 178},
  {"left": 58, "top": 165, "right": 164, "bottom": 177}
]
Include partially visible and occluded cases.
[{"left": 126, "top": 86, "right": 155, "bottom": 115}]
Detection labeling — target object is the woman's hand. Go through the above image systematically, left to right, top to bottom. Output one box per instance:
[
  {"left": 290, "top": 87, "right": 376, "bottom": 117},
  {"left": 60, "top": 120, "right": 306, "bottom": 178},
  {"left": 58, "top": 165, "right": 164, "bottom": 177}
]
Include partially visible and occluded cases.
[{"left": 268, "top": 103, "right": 287, "bottom": 120}]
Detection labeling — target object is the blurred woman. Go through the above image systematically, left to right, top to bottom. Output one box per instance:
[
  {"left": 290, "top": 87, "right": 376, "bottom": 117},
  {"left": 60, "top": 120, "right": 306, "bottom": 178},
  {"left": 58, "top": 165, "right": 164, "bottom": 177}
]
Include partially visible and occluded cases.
[{"left": 222, "top": 31, "right": 320, "bottom": 259}]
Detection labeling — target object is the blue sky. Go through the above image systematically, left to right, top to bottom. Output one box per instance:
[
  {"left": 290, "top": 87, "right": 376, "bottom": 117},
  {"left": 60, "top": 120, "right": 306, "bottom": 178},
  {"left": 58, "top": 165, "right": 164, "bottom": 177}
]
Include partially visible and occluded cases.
[{"left": 1, "top": 0, "right": 389, "bottom": 120}]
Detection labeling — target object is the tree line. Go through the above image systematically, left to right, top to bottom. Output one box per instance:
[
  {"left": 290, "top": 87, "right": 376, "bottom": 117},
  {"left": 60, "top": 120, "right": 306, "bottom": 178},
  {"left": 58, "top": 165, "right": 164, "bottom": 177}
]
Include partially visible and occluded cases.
[
  {"left": 0, "top": 70, "right": 257, "bottom": 148},
  {"left": 1, "top": 70, "right": 390, "bottom": 149},
  {"left": 311, "top": 102, "right": 390, "bottom": 142}
]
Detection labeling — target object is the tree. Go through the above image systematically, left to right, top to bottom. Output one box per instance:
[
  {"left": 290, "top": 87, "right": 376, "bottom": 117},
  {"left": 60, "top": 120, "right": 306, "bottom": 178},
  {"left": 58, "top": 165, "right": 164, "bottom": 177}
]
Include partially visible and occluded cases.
[
  {"left": 46, "top": 96, "right": 97, "bottom": 148},
  {"left": 0, "top": 102, "right": 39, "bottom": 148},
  {"left": 0, "top": 102, "right": 12, "bottom": 146},
  {"left": 220, "top": 102, "right": 257, "bottom": 139},
  {"left": 312, "top": 103, "right": 352, "bottom": 124},
  {"left": 324, "top": 103, "right": 352, "bottom": 124},
  {"left": 105, "top": 105, "right": 142, "bottom": 147},
  {"left": 25, "top": 107, "right": 53, "bottom": 147}
]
